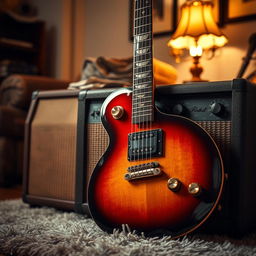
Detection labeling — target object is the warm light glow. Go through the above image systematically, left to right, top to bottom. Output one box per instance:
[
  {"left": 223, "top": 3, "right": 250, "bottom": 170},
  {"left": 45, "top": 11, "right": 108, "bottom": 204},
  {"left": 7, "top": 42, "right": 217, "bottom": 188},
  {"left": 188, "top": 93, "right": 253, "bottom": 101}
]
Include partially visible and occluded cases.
[
  {"left": 167, "top": 0, "right": 228, "bottom": 51},
  {"left": 189, "top": 46, "right": 203, "bottom": 57}
]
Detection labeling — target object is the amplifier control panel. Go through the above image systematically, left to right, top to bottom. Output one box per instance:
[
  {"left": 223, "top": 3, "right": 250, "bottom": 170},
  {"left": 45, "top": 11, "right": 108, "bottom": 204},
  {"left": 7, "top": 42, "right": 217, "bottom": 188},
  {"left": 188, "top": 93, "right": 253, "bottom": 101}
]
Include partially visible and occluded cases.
[{"left": 156, "top": 92, "right": 232, "bottom": 121}]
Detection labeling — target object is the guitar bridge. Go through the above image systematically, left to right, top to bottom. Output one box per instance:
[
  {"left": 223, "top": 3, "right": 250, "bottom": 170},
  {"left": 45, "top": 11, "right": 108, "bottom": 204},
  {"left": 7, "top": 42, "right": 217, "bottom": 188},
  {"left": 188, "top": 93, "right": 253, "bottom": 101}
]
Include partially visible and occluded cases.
[{"left": 124, "top": 162, "right": 162, "bottom": 181}]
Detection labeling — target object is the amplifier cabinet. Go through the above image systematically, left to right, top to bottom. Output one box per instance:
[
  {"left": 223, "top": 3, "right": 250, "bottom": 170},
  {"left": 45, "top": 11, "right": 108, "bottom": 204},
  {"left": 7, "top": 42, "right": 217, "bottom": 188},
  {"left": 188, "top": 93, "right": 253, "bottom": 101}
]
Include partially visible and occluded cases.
[
  {"left": 23, "top": 79, "right": 256, "bottom": 235},
  {"left": 155, "top": 79, "right": 256, "bottom": 235},
  {"left": 23, "top": 89, "right": 115, "bottom": 213}
]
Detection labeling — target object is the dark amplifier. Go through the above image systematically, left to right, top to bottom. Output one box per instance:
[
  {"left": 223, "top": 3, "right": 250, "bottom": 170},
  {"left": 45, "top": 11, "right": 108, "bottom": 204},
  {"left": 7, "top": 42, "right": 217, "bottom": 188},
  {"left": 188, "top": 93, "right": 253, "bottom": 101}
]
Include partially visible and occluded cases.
[
  {"left": 155, "top": 78, "right": 256, "bottom": 235},
  {"left": 23, "top": 79, "right": 256, "bottom": 236},
  {"left": 23, "top": 88, "right": 115, "bottom": 214}
]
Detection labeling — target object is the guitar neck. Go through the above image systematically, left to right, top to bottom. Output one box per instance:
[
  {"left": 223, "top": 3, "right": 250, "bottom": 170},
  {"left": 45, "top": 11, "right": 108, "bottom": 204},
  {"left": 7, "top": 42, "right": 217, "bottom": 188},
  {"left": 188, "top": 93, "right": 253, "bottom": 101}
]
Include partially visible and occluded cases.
[{"left": 132, "top": 0, "right": 154, "bottom": 125}]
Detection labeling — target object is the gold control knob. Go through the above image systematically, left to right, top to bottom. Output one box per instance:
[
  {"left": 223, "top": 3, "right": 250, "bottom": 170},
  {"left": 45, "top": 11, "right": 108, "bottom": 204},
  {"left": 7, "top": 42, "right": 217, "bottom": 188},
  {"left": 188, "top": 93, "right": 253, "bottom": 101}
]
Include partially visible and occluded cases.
[
  {"left": 111, "top": 106, "right": 124, "bottom": 119},
  {"left": 167, "top": 178, "right": 181, "bottom": 192},
  {"left": 188, "top": 183, "right": 201, "bottom": 196}
]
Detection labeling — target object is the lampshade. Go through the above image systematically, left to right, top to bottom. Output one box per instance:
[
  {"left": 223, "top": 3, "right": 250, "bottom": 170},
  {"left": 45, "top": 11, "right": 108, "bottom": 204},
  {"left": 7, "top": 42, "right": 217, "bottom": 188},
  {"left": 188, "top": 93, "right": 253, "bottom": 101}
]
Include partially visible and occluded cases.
[{"left": 168, "top": 0, "right": 228, "bottom": 50}]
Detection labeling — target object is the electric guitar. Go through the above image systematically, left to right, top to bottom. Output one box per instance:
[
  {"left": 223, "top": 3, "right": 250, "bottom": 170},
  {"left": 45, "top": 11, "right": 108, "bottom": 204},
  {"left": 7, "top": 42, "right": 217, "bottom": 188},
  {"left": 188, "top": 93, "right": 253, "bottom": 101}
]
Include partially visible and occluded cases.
[{"left": 88, "top": 0, "right": 224, "bottom": 238}]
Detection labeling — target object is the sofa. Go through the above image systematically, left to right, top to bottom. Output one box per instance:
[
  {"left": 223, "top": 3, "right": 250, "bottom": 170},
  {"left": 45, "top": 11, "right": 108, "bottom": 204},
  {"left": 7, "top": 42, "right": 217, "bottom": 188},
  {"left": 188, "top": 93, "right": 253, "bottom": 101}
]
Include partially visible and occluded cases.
[{"left": 0, "top": 74, "right": 69, "bottom": 186}]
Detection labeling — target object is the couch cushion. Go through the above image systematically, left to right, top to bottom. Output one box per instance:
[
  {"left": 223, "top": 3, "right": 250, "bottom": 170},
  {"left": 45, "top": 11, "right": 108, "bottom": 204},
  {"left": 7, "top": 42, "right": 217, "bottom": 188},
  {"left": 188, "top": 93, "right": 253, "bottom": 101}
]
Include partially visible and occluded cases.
[
  {"left": 0, "top": 75, "right": 69, "bottom": 110},
  {"left": 0, "top": 106, "right": 26, "bottom": 137}
]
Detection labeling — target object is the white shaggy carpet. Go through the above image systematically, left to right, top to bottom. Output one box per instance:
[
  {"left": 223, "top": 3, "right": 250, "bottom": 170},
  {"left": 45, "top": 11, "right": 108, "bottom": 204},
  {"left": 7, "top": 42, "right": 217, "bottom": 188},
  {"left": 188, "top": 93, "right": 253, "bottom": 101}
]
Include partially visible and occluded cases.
[{"left": 0, "top": 200, "right": 256, "bottom": 256}]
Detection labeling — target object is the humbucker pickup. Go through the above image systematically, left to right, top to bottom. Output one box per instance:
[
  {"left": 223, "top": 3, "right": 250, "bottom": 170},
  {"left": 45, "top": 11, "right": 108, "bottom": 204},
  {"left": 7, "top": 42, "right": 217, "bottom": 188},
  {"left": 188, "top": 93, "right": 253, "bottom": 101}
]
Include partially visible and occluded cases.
[{"left": 128, "top": 129, "right": 163, "bottom": 161}]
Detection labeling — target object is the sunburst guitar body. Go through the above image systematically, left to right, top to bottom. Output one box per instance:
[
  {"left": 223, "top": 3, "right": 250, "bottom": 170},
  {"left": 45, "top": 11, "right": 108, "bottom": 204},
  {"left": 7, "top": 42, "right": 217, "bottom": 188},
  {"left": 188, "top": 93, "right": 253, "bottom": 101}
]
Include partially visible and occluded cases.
[
  {"left": 88, "top": 0, "right": 224, "bottom": 238},
  {"left": 88, "top": 88, "right": 224, "bottom": 238}
]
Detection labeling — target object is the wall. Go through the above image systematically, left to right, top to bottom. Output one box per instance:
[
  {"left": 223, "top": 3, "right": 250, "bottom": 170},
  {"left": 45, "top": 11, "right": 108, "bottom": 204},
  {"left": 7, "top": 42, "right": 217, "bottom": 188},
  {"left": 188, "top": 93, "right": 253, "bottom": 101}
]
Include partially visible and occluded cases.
[
  {"left": 31, "top": 0, "right": 86, "bottom": 80},
  {"left": 32, "top": 0, "right": 256, "bottom": 82},
  {"left": 84, "top": 0, "right": 256, "bottom": 83},
  {"left": 85, "top": 0, "right": 132, "bottom": 59}
]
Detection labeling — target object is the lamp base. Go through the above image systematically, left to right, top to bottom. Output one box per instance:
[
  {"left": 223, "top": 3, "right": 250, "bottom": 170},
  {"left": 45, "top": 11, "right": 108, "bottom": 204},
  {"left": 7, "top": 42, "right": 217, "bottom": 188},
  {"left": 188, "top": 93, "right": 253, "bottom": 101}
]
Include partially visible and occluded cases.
[
  {"left": 184, "top": 56, "right": 208, "bottom": 83},
  {"left": 183, "top": 78, "right": 208, "bottom": 83}
]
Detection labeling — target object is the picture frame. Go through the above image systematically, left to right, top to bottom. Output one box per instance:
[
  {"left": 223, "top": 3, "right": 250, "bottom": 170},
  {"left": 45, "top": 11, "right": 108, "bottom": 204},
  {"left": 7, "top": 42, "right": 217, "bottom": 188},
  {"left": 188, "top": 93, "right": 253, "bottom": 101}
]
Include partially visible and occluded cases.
[
  {"left": 129, "top": 0, "right": 177, "bottom": 41},
  {"left": 224, "top": 0, "right": 256, "bottom": 23}
]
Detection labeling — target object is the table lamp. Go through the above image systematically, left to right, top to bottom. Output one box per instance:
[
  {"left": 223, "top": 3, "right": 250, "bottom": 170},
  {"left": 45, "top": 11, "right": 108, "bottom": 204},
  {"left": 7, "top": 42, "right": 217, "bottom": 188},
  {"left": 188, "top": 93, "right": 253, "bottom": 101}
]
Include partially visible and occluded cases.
[{"left": 168, "top": 0, "right": 228, "bottom": 82}]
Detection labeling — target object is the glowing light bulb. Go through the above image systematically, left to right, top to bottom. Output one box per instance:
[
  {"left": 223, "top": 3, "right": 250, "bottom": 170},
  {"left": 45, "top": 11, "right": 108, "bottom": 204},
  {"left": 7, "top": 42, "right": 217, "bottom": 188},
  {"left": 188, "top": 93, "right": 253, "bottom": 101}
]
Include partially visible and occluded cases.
[{"left": 189, "top": 46, "right": 203, "bottom": 57}]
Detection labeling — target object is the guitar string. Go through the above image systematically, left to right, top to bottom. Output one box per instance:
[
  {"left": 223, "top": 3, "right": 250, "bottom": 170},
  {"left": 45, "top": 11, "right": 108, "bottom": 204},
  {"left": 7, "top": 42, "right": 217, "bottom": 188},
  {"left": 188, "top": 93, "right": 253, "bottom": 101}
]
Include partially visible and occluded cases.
[
  {"left": 133, "top": 0, "right": 152, "bottom": 165},
  {"left": 134, "top": 0, "right": 139, "bottom": 164},
  {"left": 139, "top": 0, "right": 142, "bottom": 164},
  {"left": 148, "top": 0, "right": 152, "bottom": 166},
  {"left": 131, "top": 1, "right": 137, "bottom": 164}
]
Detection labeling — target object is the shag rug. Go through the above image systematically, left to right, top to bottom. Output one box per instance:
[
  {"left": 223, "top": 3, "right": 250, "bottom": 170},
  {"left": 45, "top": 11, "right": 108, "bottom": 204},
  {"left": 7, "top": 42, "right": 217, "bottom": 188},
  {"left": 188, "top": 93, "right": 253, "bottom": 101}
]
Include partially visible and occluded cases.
[{"left": 0, "top": 200, "right": 256, "bottom": 256}]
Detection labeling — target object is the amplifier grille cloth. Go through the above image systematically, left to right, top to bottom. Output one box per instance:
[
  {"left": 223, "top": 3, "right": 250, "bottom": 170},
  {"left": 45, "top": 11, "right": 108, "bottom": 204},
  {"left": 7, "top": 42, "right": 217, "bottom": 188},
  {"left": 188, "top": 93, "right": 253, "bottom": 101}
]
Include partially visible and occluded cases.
[
  {"left": 28, "top": 98, "right": 78, "bottom": 201},
  {"left": 197, "top": 120, "right": 231, "bottom": 165},
  {"left": 86, "top": 123, "right": 109, "bottom": 193}
]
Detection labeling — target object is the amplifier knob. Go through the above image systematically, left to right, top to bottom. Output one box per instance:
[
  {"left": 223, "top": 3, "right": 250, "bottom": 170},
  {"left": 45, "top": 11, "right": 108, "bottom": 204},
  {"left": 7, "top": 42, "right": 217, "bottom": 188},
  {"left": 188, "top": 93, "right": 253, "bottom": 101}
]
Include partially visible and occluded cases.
[
  {"left": 209, "top": 102, "right": 224, "bottom": 116},
  {"left": 172, "top": 104, "right": 184, "bottom": 115}
]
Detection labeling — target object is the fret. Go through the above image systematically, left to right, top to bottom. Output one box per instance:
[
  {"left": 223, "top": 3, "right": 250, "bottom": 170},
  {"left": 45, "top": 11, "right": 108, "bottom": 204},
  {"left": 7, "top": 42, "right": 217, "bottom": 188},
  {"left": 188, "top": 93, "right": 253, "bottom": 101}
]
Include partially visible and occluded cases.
[
  {"left": 135, "top": 0, "right": 151, "bottom": 9},
  {"left": 135, "top": 7, "right": 151, "bottom": 19},
  {"left": 135, "top": 14, "right": 151, "bottom": 22},
  {"left": 135, "top": 15, "right": 151, "bottom": 28},
  {"left": 134, "top": 24, "right": 152, "bottom": 36},
  {"left": 135, "top": 32, "right": 151, "bottom": 40},
  {"left": 135, "top": 33, "right": 150, "bottom": 42},
  {"left": 134, "top": 37, "right": 151, "bottom": 44},
  {"left": 134, "top": 40, "right": 151, "bottom": 51},
  {"left": 134, "top": 44, "right": 151, "bottom": 51},
  {"left": 135, "top": 47, "right": 150, "bottom": 55},
  {"left": 134, "top": 54, "right": 151, "bottom": 63},
  {"left": 135, "top": 60, "right": 150, "bottom": 67},
  {"left": 133, "top": 64, "right": 152, "bottom": 70},
  {"left": 134, "top": 65, "right": 152, "bottom": 73},
  {"left": 134, "top": 66, "right": 152, "bottom": 72},
  {"left": 134, "top": 71, "right": 152, "bottom": 78},
  {"left": 134, "top": 71, "right": 151, "bottom": 76},
  {"left": 135, "top": 72, "right": 150, "bottom": 79},
  {"left": 134, "top": 74, "right": 152, "bottom": 82},
  {"left": 134, "top": 76, "right": 152, "bottom": 83},
  {"left": 134, "top": 82, "right": 151, "bottom": 89},
  {"left": 133, "top": 88, "right": 152, "bottom": 93},
  {"left": 133, "top": 90, "right": 152, "bottom": 97},
  {"left": 133, "top": 90, "right": 152, "bottom": 96},
  {"left": 132, "top": 95, "right": 152, "bottom": 101},
  {"left": 132, "top": 99, "right": 153, "bottom": 106},
  {"left": 133, "top": 101, "right": 153, "bottom": 108},
  {"left": 132, "top": 104, "right": 153, "bottom": 111},
  {"left": 132, "top": 106, "right": 153, "bottom": 113},
  {"left": 133, "top": 107, "right": 151, "bottom": 113},
  {"left": 132, "top": 108, "right": 153, "bottom": 116},
  {"left": 132, "top": 108, "right": 153, "bottom": 114},
  {"left": 132, "top": 111, "right": 153, "bottom": 117},
  {"left": 132, "top": 113, "right": 153, "bottom": 118},
  {"left": 132, "top": 116, "right": 152, "bottom": 124}
]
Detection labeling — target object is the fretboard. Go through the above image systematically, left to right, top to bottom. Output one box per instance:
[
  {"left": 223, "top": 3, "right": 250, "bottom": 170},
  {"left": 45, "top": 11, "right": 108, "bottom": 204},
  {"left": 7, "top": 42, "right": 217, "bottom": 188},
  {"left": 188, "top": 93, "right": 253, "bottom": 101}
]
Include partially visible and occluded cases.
[{"left": 132, "top": 0, "right": 154, "bottom": 124}]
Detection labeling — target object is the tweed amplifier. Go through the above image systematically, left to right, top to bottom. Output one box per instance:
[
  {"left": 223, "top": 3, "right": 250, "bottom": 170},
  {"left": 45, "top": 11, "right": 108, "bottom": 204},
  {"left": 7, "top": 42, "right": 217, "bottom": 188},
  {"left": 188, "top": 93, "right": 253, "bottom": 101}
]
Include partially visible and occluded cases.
[
  {"left": 155, "top": 79, "right": 256, "bottom": 235},
  {"left": 23, "top": 89, "right": 115, "bottom": 214}
]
